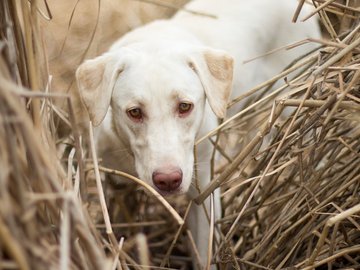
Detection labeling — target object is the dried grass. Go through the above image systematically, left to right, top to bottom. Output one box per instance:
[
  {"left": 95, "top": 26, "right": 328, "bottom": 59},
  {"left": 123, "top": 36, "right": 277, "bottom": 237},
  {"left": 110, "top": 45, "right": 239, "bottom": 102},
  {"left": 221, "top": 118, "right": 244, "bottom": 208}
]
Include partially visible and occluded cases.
[
  {"left": 0, "top": 0, "right": 359, "bottom": 269},
  {"left": 0, "top": 1, "right": 107, "bottom": 268}
]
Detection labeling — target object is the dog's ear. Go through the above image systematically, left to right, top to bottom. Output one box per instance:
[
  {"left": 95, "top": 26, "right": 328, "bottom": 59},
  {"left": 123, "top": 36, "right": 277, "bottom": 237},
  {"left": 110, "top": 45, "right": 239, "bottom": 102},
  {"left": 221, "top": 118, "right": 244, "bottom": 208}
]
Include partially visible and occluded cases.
[
  {"left": 189, "top": 48, "right": 233, "bottom": 118},
  {"left": 75, "top": 53, "right": 125, "bottom": 126}
]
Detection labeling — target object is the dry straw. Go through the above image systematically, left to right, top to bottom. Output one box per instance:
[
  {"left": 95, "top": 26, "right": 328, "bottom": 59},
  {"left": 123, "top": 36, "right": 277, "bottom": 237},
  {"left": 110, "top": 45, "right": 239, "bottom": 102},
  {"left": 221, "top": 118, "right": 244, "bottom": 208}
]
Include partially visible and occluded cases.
[
  {"left": 0, "top": 0, "right": 359, "bottom": 269},
  {"left": 0, "top": 1, "right": 108, "bottom": 269}
]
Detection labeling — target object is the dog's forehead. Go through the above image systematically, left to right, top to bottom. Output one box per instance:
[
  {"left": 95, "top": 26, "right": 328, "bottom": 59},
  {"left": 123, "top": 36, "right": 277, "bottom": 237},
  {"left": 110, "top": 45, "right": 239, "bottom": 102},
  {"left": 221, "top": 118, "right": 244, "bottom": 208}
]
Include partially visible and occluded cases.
[
  {"left": 114, "top": 52, "right": 204, "bottom": 104},
  {"left": 131, "top": 52, "right": 188, "bottom": 79}
]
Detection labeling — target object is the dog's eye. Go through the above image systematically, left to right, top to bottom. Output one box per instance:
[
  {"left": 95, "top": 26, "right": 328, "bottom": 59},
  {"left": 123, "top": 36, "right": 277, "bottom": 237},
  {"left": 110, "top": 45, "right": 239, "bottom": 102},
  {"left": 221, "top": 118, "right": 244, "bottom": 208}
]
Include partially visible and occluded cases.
[
  {"left": 178, "top": 102, "right": 193, "bottom": 116},
  {"left": 127, "top": 108, "right": 143, "bottom": 121}
]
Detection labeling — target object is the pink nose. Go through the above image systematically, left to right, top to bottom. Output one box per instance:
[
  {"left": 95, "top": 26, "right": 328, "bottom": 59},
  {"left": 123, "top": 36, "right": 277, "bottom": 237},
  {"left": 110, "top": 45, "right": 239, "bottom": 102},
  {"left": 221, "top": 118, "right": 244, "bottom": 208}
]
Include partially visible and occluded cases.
[{"left": 152, "top": 167, "right": 182, "bottom": 192}]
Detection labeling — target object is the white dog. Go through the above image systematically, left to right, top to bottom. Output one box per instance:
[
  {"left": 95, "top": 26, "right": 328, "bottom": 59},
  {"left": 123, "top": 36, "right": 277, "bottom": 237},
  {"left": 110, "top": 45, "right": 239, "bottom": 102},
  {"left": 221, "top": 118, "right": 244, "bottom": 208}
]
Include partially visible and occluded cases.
[{"left": 76, "top": 0, "right": 320, "bottom": 267}]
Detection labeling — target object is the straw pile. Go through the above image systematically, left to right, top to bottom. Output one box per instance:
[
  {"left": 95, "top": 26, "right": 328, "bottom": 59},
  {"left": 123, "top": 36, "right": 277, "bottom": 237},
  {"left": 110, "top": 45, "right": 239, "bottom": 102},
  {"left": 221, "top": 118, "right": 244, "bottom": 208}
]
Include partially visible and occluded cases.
[
  {"left": 0, "top": 0, "right": 359, "bottom": 270},
  {"left": 0, "top": 1, "right": 108, "bottom": 269},
  {"left": 210, "top": 1, "right": 360, "bottom": 268}
]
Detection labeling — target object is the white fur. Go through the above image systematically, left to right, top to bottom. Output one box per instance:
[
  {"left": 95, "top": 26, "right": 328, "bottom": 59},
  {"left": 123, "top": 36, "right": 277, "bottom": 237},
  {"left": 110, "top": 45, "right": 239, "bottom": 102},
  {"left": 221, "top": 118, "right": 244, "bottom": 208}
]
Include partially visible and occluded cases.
[{"left": 76, "top": 0, "right": 320, "bottom": 268}]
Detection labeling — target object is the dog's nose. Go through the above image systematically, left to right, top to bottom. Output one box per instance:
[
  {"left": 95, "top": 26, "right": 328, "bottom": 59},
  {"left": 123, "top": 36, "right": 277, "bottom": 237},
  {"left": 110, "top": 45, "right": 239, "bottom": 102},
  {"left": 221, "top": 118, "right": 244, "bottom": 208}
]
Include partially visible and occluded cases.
[{"left": 152, "top": 167, "right": 182, "bottom": 192}]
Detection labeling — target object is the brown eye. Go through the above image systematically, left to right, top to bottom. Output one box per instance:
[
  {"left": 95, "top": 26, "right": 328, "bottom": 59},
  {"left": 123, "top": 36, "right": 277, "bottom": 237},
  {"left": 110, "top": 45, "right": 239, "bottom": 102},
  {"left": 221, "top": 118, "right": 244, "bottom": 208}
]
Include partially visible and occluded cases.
[
  {"left": 178, "top": 102, "right": 193, "bottom": 116},
  {"left": 127, "top": 108, "right": 143, "bottom": 122}
]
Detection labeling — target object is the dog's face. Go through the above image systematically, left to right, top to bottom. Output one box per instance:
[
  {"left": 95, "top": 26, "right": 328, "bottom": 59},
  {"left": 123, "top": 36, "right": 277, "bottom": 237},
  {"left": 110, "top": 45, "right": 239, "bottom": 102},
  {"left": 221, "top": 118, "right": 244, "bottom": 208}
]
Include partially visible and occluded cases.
[{"left": 76, "top": 45, "right": 233, "bottom": 195}]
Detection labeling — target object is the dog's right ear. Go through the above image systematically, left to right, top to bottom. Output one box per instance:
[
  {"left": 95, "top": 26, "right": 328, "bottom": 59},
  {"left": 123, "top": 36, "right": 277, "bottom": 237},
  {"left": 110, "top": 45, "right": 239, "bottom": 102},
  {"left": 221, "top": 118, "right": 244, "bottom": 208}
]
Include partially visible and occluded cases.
[{"left": 76, "top": 53, "right": 125, "bottom": 126}]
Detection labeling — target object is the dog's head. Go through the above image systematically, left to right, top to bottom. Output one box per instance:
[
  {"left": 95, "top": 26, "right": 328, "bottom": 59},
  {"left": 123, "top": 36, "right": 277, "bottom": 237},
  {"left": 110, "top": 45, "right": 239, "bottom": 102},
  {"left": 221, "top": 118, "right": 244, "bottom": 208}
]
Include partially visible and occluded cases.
[{"left": 76, "top": 45, "right": 233, "bottom": 195}]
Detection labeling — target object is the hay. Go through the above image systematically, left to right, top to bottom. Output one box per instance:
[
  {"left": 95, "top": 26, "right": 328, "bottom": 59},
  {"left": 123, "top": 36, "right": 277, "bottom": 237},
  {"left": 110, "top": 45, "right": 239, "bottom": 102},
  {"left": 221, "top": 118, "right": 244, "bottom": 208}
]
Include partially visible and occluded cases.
[
  {"left": 0, "top": 0, "right": 359, "bottom": 269},
  {"left": 0, "top": 1, "right": 107, "bottom": 269},
  {"left": 209, "top": 1, "right": 360, "bottom": 268}
]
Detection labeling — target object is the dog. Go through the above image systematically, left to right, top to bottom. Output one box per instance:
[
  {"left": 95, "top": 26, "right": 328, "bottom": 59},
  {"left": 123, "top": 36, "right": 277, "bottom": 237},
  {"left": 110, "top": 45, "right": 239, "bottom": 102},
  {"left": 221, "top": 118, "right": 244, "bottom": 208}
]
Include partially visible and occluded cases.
[{"left": 76, "top": 0, "right": 320, "bottom": 268}]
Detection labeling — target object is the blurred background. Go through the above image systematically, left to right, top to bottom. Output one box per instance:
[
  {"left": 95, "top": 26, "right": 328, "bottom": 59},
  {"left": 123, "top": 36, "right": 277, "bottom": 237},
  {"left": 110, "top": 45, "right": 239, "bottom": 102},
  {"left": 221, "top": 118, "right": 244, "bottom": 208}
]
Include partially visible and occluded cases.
[{"left": 41, "top": 0, "right": 188, "bottom": 97}]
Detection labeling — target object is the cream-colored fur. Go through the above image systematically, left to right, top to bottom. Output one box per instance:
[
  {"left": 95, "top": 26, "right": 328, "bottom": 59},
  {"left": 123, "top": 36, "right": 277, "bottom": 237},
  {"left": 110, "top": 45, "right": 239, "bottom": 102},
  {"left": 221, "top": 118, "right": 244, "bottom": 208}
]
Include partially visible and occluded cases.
[{"left": 76, "top": 0, "right": 320, "bottom": 268}]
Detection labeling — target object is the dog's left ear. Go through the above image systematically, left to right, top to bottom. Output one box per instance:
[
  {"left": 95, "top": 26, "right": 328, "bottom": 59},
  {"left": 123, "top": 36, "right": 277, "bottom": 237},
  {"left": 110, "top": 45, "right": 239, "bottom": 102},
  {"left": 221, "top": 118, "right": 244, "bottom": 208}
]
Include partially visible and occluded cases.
[{"left": 189, "top": 48, "right": 234, "bottom": 118}]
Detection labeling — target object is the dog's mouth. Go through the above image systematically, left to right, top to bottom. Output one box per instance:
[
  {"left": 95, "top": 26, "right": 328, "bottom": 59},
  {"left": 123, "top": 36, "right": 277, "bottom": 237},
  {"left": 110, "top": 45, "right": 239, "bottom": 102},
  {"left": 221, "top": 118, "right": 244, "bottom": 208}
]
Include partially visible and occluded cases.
[{"left": 155, "top": 187, "right": 185, "bottom": 197}]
